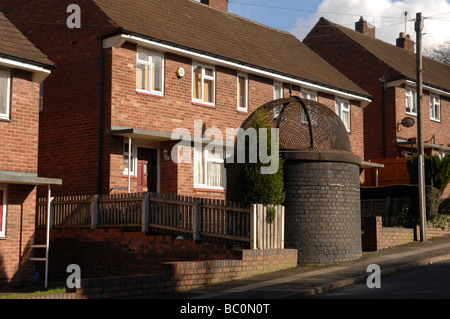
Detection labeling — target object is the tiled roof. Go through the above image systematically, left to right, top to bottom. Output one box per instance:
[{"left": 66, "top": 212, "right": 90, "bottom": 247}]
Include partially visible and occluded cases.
[
  {"left": 91, "top": 0, "right": 371, "bottom": 99},
  {"left": 0, "top": 11, "right": 53, "bottom": 68},
  {"left": 318, "top": 18, "right": 450, "bottom": 93}
]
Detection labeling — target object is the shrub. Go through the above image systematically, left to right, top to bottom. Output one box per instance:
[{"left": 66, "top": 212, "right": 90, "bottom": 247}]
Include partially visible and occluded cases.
[
  {"left": 228, "top": 108, "right": 286, "bottom": 222},
  {"left": 407, "top": 154, "right": 450, "bottom": 194}
]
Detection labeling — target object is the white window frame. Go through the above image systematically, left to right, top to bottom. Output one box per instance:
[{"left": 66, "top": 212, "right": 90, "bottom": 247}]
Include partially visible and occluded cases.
[
  {"left": 136, "top": 47, "right": 165, "bottom": 96},
  {"left": 192, "top": 62, "right": 216, "bottom": 106},
  {"left": 0, "top": 68, "right": 11, "bottom": 120},
  {"left": 237, "top": 72, "right": 248, "bottom": 112},
  {"left": 274, "top": 81, "right": 283, "bottom": 100},
  {"left": 406, "top": 87, "right": 417, "bottom": 116},
  {"left": 301, "top": 88, "right": 318, "bottom": 101},
  {"left": 430, "top": 94, "right": 441, "bottom": 122},
  {"left": 335, "top": 98, "right": 351, "bottom": 132},
  {"left": 123, "top": 139, "right": 138, "bottom": 177},
  {"left": 194, "top": 146, "right": 226, "bottom": 190},
  {"left": 0, "top": 187, "right": 7, "bottom": 238}
]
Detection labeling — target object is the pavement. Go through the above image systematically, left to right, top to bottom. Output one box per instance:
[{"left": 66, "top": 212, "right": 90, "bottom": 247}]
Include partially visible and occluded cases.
[{"left": 155, "top": 234, "right": 450, "bottom": 299}]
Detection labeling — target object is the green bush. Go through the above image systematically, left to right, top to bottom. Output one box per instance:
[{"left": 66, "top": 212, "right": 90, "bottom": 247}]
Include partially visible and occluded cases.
[
  {"left": 229, "top": 108, "right": 286, "bottom": 222},
  {"left": 407, "top": 154, "right": 450, "bottom": 194}
]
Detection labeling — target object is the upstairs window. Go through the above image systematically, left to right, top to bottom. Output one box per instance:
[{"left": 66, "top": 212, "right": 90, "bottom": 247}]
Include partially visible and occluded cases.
[
  {"left": 136, "top": 48, "right": 164, "bottom": 96},
  {"left": 192, "top": 62, "right": 215, "bottom": 105},
  {"left": 0, "top": 69, "right": 11, "bottom": 120},
  {"left": 237, "top": 72, "right": 248, "bottom": 112},
  {"left": 274, "top": 81, "right": 283, "bottom": 100},
  {"left": 406, "top": 87, "right": 417, "bottom": 115},
  {"left": 301, "top": 88, "right": 317, "bottom": 101},
  {"left": 430, "top": 94, "right": 441, "bottom": 122},
  {"left": 335, "top": 98, "right": 351, "bottom": 132}
]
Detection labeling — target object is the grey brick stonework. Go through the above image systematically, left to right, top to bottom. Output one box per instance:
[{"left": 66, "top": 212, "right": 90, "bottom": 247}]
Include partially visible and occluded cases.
[{"left": 283, "top": 155, "right": 362, "bottom": 264}]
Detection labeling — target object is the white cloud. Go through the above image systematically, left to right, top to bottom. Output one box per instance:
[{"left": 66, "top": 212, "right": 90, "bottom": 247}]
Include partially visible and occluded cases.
[{"left": 292, "top": 0, "right": 450, "bottom": 49}]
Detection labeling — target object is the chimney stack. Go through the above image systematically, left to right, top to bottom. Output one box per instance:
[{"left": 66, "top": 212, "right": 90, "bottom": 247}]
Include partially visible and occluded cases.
[
  {"left": 200, "top": 0, "right": 229, "bottom": 11},
  {"left": 355, "top": 16, "right": 375, "bottom": 38},
  {"left": 396, "top": 32, "right": 415, "bottom": 53}
]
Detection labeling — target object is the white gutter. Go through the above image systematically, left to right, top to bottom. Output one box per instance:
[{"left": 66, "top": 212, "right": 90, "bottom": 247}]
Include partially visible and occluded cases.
[
  {"left": 104, "top": 34, "right": 372, "bottom": 107},
  {"left": 0, "top": 56, "right": 51, "bottom": 83},
  {"left": 387, "top": 79, "right": 450, "bottom": 98}
]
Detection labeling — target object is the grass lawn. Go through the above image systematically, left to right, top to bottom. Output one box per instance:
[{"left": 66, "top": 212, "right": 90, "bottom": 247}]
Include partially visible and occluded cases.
[{"left": 0, "top": 281, "right": 66, "bottom": 299}]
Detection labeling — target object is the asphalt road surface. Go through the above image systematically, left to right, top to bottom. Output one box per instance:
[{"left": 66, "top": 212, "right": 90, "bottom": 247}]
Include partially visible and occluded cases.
[{"left": 307, "top": 260, "right": 450, "bottom": 299}]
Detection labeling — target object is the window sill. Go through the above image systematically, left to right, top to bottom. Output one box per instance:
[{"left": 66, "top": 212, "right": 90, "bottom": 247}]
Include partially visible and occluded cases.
[
  {"left": 136, "top": 90, "right": 164, "bottom": 98},
  {"left": 192, "top": 101, "right": 216, "bottom": 109},
  {"left": 237, "top": 108, "right": 248, "bottom": 114},
  {"left": 406, "top": 112, "right": 417, "bottom": 117},
  {"left": 0, "top": 116, "right": 11, "bottom": 123},
  {"left": 430, "top": 118, "right": 441, "bottom": 123},
  {"left": 123, "top": 175, "right": 137, "bottom": 179},
  {"left": 194, "top": 187, "right": 227, "bottom": 193}
]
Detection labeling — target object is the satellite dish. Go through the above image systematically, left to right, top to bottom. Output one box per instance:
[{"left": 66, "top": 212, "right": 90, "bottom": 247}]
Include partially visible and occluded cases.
[
  {"left": 397, "top": 117, "right": 415, "bottom": 131},
  {"left": 401, "top": 117, "right": 415, "bottom": 128}
]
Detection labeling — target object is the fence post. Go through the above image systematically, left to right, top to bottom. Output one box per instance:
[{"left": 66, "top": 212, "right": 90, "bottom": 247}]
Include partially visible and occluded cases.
[
  {"left": 142, "top": 192, "right": 149, "bottom": 233},
  {"left": 91, "top": 195, "right": 99, "bottom": 229},
  {"left": 193, "top": 198, "right": 201, "bottom": 241},
  {"left": 250, "top": 204, "right": 257, "bottom": 249}
]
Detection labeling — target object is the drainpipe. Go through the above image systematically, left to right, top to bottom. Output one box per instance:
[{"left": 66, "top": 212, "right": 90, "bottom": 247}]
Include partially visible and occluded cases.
[
  {"left": 98, "top": 38, "right": 105, "bottom": 194},
  {"left": 380, "top": 78, "right": 387, "bottom": 158},
  {"left": 128, "top": 133, "right": 131, "bottom": 193}
]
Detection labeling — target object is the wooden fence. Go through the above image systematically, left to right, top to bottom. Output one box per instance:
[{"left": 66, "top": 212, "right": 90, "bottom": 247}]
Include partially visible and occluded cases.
[{"left": 36, "top": 192, "right": 285, "bottom": 249}]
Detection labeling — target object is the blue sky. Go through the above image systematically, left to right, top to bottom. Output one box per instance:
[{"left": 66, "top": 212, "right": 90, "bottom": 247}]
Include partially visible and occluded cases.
[{"left": 225, "top": 0, "right": 450, "bottom": 49}]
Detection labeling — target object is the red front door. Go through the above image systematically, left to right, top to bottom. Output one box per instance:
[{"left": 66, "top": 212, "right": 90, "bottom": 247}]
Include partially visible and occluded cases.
[{"left": 137, "top": 160, "right": 148, "bottom": 193}]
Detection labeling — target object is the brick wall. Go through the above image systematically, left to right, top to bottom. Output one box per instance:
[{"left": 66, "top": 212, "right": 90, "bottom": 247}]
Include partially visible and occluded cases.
[
  {"left": 0, "top": 70, "right": 39, "bottom": 173},
  {"left": 284, "top": 157, "right": 362, "bottom": 264},
  {"left": 0, "top": 185, "right": 36, "bottom": 284},
  {"left": 362, "top": 216, "right": 450, "bottom": 251},
  {"left": 362, "top": 216, "right": 414, "bottom": 251},
  {"left": 34, "top": 228, "right": 240, "bottom": 280}
]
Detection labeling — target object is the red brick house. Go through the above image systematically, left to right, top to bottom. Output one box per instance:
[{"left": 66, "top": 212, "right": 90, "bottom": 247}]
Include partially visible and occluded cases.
[
  {"left": 0, "top": 0, "right": 372, "bottom": 200},
  {"left": 0, "top": 12, "right": 61, "bottom": 284},
  {"left": 304, "top": 17, "right": 450, "bottom": 194}
]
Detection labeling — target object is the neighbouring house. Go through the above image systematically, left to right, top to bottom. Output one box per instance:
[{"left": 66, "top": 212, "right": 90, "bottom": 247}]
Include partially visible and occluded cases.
[
  {"left": 0, "top": 0, "right": 372, "bottom": 200},
  {"left": 0, "top": 12, "right": 61, "bottom": 285},
  {"left": 304, "top": 17, "right": 450, "bottom": 195}
]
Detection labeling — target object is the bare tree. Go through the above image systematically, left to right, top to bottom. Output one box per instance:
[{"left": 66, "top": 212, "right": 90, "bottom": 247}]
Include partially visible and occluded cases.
[{"left": 424, "top": 40, "right": 450, "bottom": 65}]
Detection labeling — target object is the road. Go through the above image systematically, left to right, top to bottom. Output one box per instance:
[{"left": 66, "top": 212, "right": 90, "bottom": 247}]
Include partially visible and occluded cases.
[{"left": 307, "top": 260, "right": 450, "bottom": 299}]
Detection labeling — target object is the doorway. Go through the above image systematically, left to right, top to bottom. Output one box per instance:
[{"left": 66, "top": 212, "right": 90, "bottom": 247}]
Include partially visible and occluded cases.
[{"left": 137, "top": 147, "right": 158, "bottom": 193}]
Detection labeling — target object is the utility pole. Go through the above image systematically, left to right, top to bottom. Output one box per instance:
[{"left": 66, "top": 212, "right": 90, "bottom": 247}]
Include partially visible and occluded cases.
[{"left": 415, "top": 12, "right": 427, "bottom": 242}]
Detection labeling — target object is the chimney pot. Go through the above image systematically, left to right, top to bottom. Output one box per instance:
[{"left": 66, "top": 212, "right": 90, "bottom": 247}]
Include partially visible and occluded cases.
[
  {"left": 200, "top": 0, "right": 229, "bottom": 11},
  {"left": 355, "top": 17, "right": 376, "bottom": 38},
  {"left": 396, "top": 33, "right": 415, "bottom": 52}
]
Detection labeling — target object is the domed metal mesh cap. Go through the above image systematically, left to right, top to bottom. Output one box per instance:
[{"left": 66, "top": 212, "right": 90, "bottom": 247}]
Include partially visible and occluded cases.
[{"left": 241, "top": 97, "right": 352, "bottom": 153}]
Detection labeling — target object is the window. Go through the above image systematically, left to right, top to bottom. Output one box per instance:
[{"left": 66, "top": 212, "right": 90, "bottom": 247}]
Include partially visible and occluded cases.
[
  {"left": 136, "top": 48, "right": 164, "bottom": 95},
  {"left": 192, "top": 62, "right": 215, "bottom": 105},
  {"left": 0, "top": 69, "right": 11, "bottom": 120},
  {"left": 237, "top": 72, "right": 248, "bottom": 112},
  {"left": 274, "top": 81, "right": 283, "bottom": 100},
  {"left": 39, "top": 82, "right": 44, "bottom": 112},
  {"left": 406, "top": 87, "right": 417, "bottom": 115},
  {"left": 301, "top": 88, "right": 317, "bottom": 101},
  {"left": 430, "top": 94, "right": 441, "bottom": 122},
  {"left": 335, "top": 98, "right": 351, "bottom": 132},
  {"left": 123, "top": 140, "right": 137, "bottom": 176},
  {"left": 194, "top": 146, "right": 226, "bottom": 190},
  {"left": 0, "top": 188, "right": 6, "bottom": 238}
]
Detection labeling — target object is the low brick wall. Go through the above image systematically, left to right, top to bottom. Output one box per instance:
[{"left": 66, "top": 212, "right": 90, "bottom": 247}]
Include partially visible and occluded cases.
[
  {"left": 362, "top": 216, "right": 450, "bottom": 251},
  {"left": 42, "top": 249, "right": 296, "bottom": 299}
]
